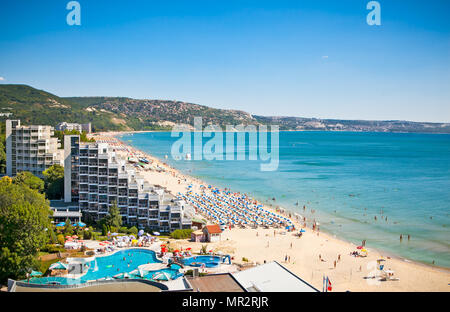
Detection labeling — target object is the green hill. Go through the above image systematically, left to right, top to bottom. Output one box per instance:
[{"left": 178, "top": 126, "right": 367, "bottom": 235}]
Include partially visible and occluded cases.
[
  {"left": 0, "top": 84, "right": 122, "bottom": 130},
  {"left": 1, "top": 84, "right": 449, "bottom": 133},
  {"left": 0, "top": 85, "right": 258, "bottom": 131}
]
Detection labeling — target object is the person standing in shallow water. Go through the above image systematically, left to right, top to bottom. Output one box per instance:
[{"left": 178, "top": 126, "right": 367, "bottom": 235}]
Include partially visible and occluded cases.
[{"left": 400, "top": 234, "right": 403, "bottom": 242}]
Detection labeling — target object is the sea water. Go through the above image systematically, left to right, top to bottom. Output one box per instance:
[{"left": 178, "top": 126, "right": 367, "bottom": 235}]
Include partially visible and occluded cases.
[{"left": 119, "top": 131, "right": 450, "bottom": 267}]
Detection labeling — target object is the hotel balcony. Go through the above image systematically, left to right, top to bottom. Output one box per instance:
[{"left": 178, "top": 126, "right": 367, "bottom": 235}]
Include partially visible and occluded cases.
[
  {"left": 88, "top": 168, "right": 98, "bottom": 175},
  {"left": 98, "top": 170, "right": 108, "bottom": 176},
  {"left": 79, "top": 186, "right": 89, "bottom": 192},
  {"left": 98, "top": 187, "right": 108, "bottom": 194},
  {"left": 128, "top": 191, "right": 138, "bottom": 198},
  {"left": 128, "top": 209, "right": 137, "bottom": 216}
]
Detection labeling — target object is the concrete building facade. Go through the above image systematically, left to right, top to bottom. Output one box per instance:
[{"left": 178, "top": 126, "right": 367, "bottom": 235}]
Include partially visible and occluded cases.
[
  {"left": 5, "top": 119, "right": 63, "bottom": 177},
  {"left": 56, "top": 122, "right": 92, "bottom": 133},
  {"left": 64, "top": 135, "right": 192, "bottom": 232}
]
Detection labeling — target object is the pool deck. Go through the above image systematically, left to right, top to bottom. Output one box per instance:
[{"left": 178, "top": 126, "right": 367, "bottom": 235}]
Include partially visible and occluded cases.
[{"left": 14, "top": 282, "right": 163, "bottom": 292}]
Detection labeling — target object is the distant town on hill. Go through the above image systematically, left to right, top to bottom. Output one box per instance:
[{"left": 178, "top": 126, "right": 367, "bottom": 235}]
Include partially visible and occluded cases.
[{"left": 1, "top": 84, "right": 449, "bottom": 133}]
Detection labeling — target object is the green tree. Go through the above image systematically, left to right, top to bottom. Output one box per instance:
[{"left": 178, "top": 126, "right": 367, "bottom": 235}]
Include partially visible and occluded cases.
[
  {"left": 0, "top": 123, "right": 6, "bottom": 174},
  {"left": 53, "top": 130, "right": 95, "bottom": 148},
  {"left": 0, "top": 141, "right": 6, "bottom": 174},
  {"left": 42, "top": 164, "right": 64, "bottom": 199},
  {"left": 12, "top": 171, "right": 44, "bottom": 193},
  {"left": 0, "top": 179, "right": 51, "bottom": 283},
  {"left": 104, "top": 201, "right": 122, "bottom": 229},
  {"left": 64, "top": 219, "right": 73, "bottom": 236},
  {"left": 101, "top": 224, "right": 108, "bottom": 236},
  {"left": 119, "top": 226, "right": 128, "bottom": 233},
  {"left": 128, "top": 226, "right": 138, "bottom": 236},
  {"left": 47, "top": 227, "right": 58, "bottom": 244},
  {"left": 170, "top": 229, "right": 193, "bottom": 239},
  {"left": 56, "top": 234, "right": 65, "bottom": 246}
]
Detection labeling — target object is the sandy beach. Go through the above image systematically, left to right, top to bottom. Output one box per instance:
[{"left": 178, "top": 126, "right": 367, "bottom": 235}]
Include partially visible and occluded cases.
[{"left": 90, "top": 131, "right": 450, "bottom": 292}]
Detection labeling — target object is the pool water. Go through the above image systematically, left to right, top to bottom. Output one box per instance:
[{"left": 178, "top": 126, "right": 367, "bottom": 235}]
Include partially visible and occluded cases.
[
  {"left": 24, "top": 249, "right": 180, "bottom": 285},
  {"left": 80, "top": 249, "right": 159, "bottom": 282},
  {"left": 182, "top": 256, "right": 221, "bottom": 268}
]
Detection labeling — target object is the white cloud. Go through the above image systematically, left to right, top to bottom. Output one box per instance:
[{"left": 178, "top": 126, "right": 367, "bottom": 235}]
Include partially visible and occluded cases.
[
  {"left": 322, "top": 56, "right": 329, "bottom": 59},
  {"left": 0, "top": 77, "right": 5, "bottom": 81}
]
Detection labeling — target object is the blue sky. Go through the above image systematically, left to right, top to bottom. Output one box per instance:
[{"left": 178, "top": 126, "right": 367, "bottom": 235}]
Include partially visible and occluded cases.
[{"left": 0, "top": 0, "right": 449, "bottom": 122}]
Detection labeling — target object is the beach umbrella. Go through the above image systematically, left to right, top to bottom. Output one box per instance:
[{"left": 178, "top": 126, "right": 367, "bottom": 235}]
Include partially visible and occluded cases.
[
  {"left": 56, "top": 222, "right": 66, "bottom": 227},
  {"left": 76, "top": 222, "right": 86, "bottom": 227},
  {"left": 138, "top": 229, "right": 144, "bottom": 236},
  {"left": 153, "top": 232, "right": 160, "bottom": 236},
  {"left": 72, "top": 235, "right": 78, "bottom": 239},
  {"left": 65, "top": 236, "right": 72, "bottom": 239},
  {"left": 356, "top": 246, "right": 363, "bottom": 249},
  {"left": 49, "top": 262, "right": 68, "bottom": 270},
  {"left": 30, "top": 270, "right": 42, "bottom": 277}
]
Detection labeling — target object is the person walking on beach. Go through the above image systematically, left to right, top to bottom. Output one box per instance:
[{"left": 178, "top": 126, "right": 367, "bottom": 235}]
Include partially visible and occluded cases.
[
  {"left": 400, "top": 234, "right": 403, "bottom": 242},
  {"left": 408, "top": 234, "right": 411, "bottom": 241},
  {"left": 290, "top": 242, "right": 292, "bottom": 249},
  {"left": 338, "top": 254, "right": 341, "bottom": 262},
  {"left": 334, "top": 260, "right": 336, "bottom": 269}
]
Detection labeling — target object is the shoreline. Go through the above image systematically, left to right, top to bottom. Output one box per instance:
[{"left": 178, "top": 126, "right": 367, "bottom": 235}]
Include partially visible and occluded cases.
[
  {"left": 110, "top": 129, "right": 450, "bottom": 135},
  {"left": 91, "top": 131, "right": 450, "bottom": 291},
  {"left": 111, "top": 131, "right": 449, "bottom": 273}
]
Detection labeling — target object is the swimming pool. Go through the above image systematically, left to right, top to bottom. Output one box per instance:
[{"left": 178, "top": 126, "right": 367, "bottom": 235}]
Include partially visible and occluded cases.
[
  {"left": 24, "top": 249, "right": 181, "bottom": 285},
  {"left": 182, "top": 255, "right": 221, "bottom": 268}
]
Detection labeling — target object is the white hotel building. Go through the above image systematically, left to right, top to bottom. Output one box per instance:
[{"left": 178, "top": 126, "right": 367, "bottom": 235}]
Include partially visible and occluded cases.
[
  {"left": 5, "top": 120, "right": 64, "bottom": 178},
  {"left": 63, "top": 135, "right": 192, "bottom": 232}
]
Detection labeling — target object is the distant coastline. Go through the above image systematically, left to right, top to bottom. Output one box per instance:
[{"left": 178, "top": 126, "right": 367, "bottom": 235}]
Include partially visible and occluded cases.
[{"left": 1, "top": 85, "right": 449, "bottom": 134}]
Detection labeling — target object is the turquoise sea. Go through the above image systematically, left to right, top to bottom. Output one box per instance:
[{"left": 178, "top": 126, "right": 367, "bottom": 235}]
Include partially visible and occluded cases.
[{"left": 119, "top": 131, "right": 450, "bottom": 268}]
